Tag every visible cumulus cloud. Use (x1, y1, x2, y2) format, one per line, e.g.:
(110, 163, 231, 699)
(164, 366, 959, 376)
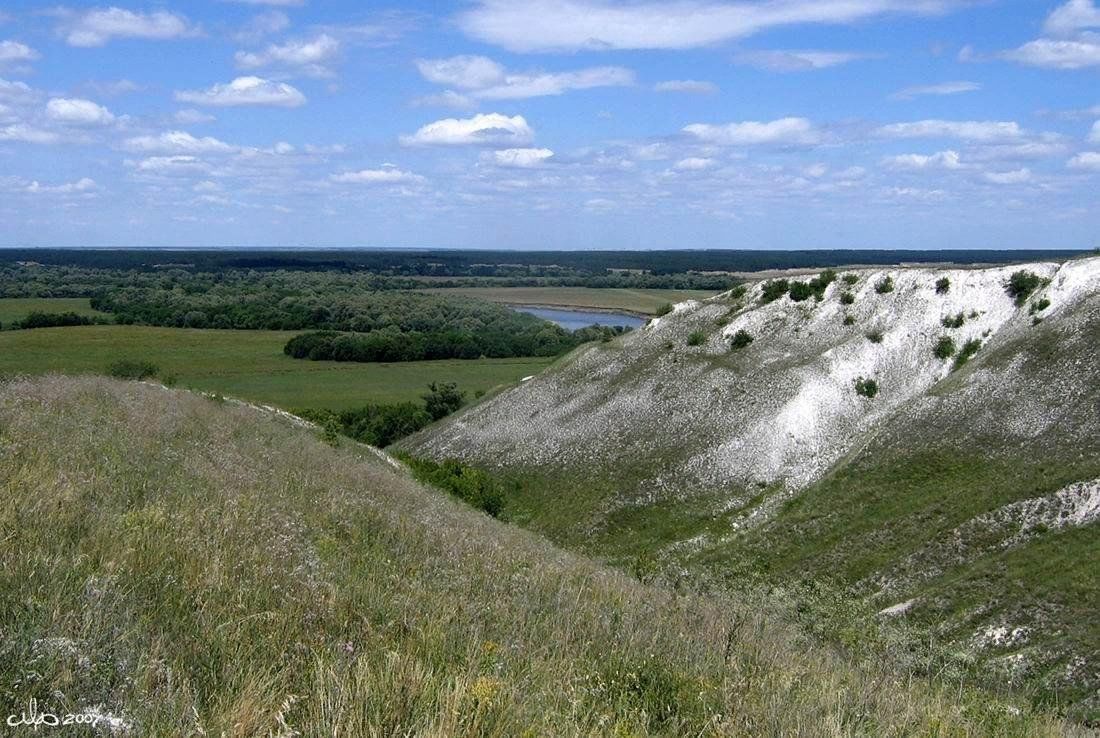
(0, 40, 39, 65)
(60, 7, 198, 47)
(330, 166, 425, 184)
(235, 34, 341, 77)
(128, 155, 210, 173)
(123, 130, 236, 154)
(983, 168, 1031, 184)
(46, 97, 115, 126)
(882, 150, 963, 170)
(415, 55, 633, 101)
(1004, 1, 1100, 69)
(654, 79, 717, 94)
(683, 117, 819, 146)
(673, 157, 717, 170)
(484, 147, 555, 168)
(401, 113, 534, 146)
(457, 0, 971, 52)
(877, 120, 1024, 142)
(175, 77, 306, 107)
(0, 123, 59, 144)
(25, 177, 97, 194)
(890, 81, 980, 100)
(1068, 151, 1100, 169)
(733, 49, 871, 71)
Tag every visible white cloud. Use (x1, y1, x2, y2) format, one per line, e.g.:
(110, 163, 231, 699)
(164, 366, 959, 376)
(890, 81, 980, 100)
(416, 55, 633, 100)
(458, 0, 970, 52)
(234, 11, 290, 43)
(123, 130, 236, 154)
(0, 123, 59, 144)
(0, 78, 36, 104)
(235, 34, 341, 77)
(25, 177, 97, 194)
(175, 77, 306, 107)
(174, 109, 216, 125)
(1005, 1, 1100, 69)
(983, 168, 1031, 184)
(61, 8, 197, 47)
(882, 150, 963, 170)
(401, 113, 534, 146)
(484, 147, 555, 168)
(683, 117, 819, 146)
(46, 97, 115, 126)
(330, 167, 425, 184)
(129, 155, 210, 173)
(1044, 0, 1100, 36)
(654, 79, 717, 94)
(733, 49, 871, 71)
(1091, 121, 1100, 142)
(1004, 38, 1100, 69)
(1068, 151, 1100, 169)
(674, 157, 717, 170)
(0, 40, 39, 64)
(877, 120, 1024, 142)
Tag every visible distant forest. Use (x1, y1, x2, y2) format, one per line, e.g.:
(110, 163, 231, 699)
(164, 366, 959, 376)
(1, 247, 1088, 279)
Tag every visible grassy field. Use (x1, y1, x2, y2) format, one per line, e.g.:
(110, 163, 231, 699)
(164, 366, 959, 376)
(0, 375, 1074, 736)
(0, 325, 552, 410)
(0, 297, 108, 327)
(416, 287, 718, 314)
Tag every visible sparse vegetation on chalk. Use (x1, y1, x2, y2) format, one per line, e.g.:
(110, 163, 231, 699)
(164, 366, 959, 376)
(1030, 298, 1051, 315)
(875, 276, 895, 294)
(760, 279, 791, 304)
(954, 338, 982, 370)
(840, 291, 855, 305)
(935, 277, 951, 294)
(933, 336, 957, 360)
(942, 312, 966, 329)
(842, 274, 860, 286)
(866, 329, 884, 344)
(730, 330, 754, 350)
(854, 376, 879, 398)
(686, 330, 706, 346)
(1006, 270, 1043, 307)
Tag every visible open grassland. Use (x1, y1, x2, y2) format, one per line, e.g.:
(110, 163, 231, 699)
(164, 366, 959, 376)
(0, 325, 552, 410)
(0, 376, 1079, 737)
(415, 287, 717, 314)
(0, 297, 107, 327)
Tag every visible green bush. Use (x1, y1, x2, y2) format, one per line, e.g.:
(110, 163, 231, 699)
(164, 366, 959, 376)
(106, 359, 158, 381)
(760, 279, 790, 304)
(933, 336, 957, 360)
(730, 330, 754, 350)
(727, 285, 748, 300)
(842, 315, 856, 326)
(839, 291, 855, 305)
(854, 377, 879, 398)
(842, 273, 860, 286)
(875, 276, 895, 294)
(422, 381, 465, 421)
(686, 330, 706, 346)
(1005, 270, 1042, 307)
(399, 455, 508, 518)
(1029, 297, 1051, 315)
(865, 329, 884, 344)
(935, 277, 951, 294)
(655, 303, 674, 317)
(941, 313, 965, 329)
(953, 339, 982, 370)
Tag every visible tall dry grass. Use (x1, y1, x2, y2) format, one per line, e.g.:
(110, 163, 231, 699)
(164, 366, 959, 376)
(0, 376, 1081, 736)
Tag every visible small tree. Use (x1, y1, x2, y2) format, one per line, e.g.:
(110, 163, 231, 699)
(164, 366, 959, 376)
(730, 330, 754, 350)
(422, 382, 465, 421)
(760, 279, 790, 304)
(933, 336, 956, 360)
(854, 377, 879, 398)
(1005, 270, 1042, 307)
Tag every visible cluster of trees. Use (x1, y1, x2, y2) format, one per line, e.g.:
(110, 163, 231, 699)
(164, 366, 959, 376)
(397, 454, 509, 518)
(297, 382, 467, 449)
(12, 311, 105, 330)
(284, 322, 626, 363)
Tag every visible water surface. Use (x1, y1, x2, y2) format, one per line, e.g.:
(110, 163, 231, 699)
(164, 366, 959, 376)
(512, 306, 646, 331)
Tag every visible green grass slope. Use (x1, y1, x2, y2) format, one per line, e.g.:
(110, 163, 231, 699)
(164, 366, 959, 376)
(0, 376, 1076, 736)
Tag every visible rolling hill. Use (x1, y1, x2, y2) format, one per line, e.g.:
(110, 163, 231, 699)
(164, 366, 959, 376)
(2, 376, 1080, 735)
(401, 257, 1100, 720)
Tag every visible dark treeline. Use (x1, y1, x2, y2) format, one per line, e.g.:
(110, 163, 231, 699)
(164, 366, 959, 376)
(284, 324, 626, 363)
(12, 311, 109, 330)
(3, 248, 1087, 278)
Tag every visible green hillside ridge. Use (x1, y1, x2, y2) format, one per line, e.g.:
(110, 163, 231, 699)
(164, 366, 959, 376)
(400, 258, 1100, 721)
(0, 376, 1080, 736)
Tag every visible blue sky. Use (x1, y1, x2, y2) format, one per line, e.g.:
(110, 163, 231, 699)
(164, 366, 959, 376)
(1, 0, 1099, 250)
